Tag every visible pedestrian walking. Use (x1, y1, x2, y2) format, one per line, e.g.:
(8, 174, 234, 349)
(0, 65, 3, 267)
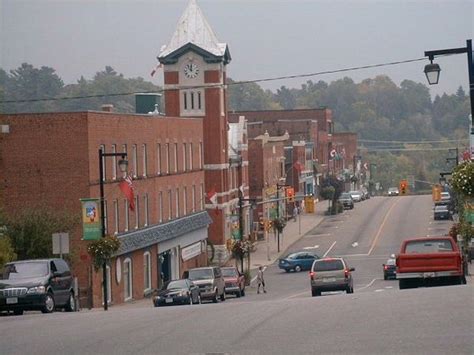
(257, 266, 266, 293)
(293, 205, 298, 222)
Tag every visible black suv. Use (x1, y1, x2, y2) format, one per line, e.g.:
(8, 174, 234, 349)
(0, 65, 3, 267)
(0, 259, 75, 315)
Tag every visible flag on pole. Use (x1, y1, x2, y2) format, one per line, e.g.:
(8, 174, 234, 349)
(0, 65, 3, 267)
(206, 187, 218, 205)
(150, 63, 163, 77)
(293, 161, 304, 172)
(119, 175, 135, 211)
(330, 149, 337, 159)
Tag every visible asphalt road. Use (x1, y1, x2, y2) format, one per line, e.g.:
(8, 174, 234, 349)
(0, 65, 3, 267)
(1, 196, 472, 354)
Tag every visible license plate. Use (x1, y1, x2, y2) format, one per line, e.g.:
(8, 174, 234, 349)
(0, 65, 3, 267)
(165, 298, 173, 303)
(6, 297, 18, 304)
(323, 277, 336, 283)
(423, 272, 435, 278)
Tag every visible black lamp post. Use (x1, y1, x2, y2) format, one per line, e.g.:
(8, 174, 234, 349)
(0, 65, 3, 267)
(424, 39, 474, 135)
(99, 148, 128, 311)
(237, 191, 256, 273)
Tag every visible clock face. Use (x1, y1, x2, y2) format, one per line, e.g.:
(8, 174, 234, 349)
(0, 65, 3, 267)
(184, 63, 199, 79)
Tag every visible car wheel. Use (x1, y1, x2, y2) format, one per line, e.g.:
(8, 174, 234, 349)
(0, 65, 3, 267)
(41, 292, 55, 313)
(236, 290, 241, 298)
(220, 290, 226, 301)
(346, 286, 354, 294)
(294, 265, 302, 272)
(65, 292, 75, 312)
(13, 309, 24, 316)
(285, 269, 290, 273)
(399, 279, 412, 290)
(311, 288, 320, 297)
(384, 275, 388, 281)
(241, 288, 245, 297)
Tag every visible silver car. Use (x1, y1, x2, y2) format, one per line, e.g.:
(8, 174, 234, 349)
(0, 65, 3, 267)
(349, 191, 362, 202)
(310, 257, 355, 296)
(187, 267, 226, 303)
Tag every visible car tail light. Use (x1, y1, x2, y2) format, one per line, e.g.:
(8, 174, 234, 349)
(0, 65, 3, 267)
(344, 269, 350, 279)
(384, 265, 388, 270)
(310, 271, 315, 280)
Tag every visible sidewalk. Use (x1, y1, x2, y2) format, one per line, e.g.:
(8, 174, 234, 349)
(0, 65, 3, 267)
(248, 209, 325, 270)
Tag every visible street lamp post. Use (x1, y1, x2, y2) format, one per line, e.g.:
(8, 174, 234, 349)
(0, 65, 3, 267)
(424, 39, 474, 135)
(237, 191, 256, 273)
(99, 148, 128, 311)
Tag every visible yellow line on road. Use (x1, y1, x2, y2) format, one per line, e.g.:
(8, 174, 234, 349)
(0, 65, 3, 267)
(367, 198, 401, 255)
(285, 289, 309, 299)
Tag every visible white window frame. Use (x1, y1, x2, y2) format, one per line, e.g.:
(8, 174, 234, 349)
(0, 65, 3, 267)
(199, 142, 203, 169)
(174, 143, 178, 173)
(103, 200, 108, 235)
(166, 143, 170, 174)
(200, 184, 205, 210)
(159, 191, 163, 223)
(143, 252, 152, 293)
(157, 143, 161, 175)
(122, 144, 127, 178)
(189, 143, 193, 170)
(168, 190, 172, 220)
(124, 199, 129, 232)
(144, 194, 149, 227)
(183, 143, 187, 172)
(100, 144, 106, 181)
(114, 199, 119, 235)
(192, 185, 196, 213)
(142, 144, 147, 177)
(176, 188, 180, 218)
(123, 258, 133, 301)
(132, 144, 138, 178)
(111, 144, 117, 180)
(135, 195, 139, 229)
(183, 187, 187, 215)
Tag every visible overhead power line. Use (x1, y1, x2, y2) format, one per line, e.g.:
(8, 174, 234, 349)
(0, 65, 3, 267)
(0, 56, 439, 104)
(363, 147, 459, 152)
(359, 138, 468, 144)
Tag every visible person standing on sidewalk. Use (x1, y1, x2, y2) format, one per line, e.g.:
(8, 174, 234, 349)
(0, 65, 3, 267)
(257, 266, 266, 294)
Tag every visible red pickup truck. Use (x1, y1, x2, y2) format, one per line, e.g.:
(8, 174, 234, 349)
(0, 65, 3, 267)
(396, 236, 466, 289)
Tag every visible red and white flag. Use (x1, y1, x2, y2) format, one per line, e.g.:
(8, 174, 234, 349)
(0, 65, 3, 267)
(119, 175, 135, 211)
(206, 187, 218, 205)
(150, 63, 163, 77)
(293, 161, 304, 172)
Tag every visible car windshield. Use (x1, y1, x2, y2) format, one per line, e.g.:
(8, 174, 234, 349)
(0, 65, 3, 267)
(222, 268, 238, 277)
(187, 269, 213, 280)
(405, 240, 454, 253)
(388, 188, 398, 192)
(286, 253, 302, 260)
(165, 280, 188, 290)
(1, 262, 48, 280)
(386, 259, 396, 266)
(340, 193, 351, 199)
(349, 191, 359, 195)
(312, 259, 344, 271)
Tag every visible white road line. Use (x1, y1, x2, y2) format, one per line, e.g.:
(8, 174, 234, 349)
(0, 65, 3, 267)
(356, 278, 378, 291)
(250, 266, 267, 284)
(385, 286, 393, 289)
(375, 289, 384, 292)
(323, 241, 337, 257)
(304, 233, 331, 238)
(285, 289, 309, 299)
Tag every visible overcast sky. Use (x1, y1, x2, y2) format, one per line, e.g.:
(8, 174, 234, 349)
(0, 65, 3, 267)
(1, 0, 472, 97)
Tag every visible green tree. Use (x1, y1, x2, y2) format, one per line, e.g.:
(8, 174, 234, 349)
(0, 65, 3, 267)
(227, 77, 276, 111)
(5, 209, 78, 261)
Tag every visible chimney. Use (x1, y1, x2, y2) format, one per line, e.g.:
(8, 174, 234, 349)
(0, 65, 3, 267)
(101, 104, 114, 112)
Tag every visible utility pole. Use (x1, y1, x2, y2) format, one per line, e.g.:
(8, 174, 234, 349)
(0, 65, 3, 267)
(238, 190, 244, 274)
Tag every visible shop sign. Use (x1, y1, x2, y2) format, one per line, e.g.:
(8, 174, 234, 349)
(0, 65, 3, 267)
(182, 242, 202, 261)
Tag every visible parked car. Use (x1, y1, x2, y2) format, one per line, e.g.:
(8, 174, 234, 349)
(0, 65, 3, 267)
(186, 267, 226, 303)
(361, 188, 370, 200)
(0, 259, 75, 315)
(434, 205, 451, 220)
(440, 191, 451, 202)
(279, 252, 320, 272)
(349, 191, 363, 202)
(221, 267, 245, 298)
(310, 257, 355, 296)
(383, 257, 397, 280)
(388, 187, 399, 196)
(338, 192, 354, 210)
(153, 279, 200, 307)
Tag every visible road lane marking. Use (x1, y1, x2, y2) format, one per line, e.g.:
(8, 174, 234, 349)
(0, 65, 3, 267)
(367, 198, 401, 255)
(303, 245, 319, 250)
(375, 289, 384, 292)
(304, 233, 331, 238)
(285, 289, 309, 299)
(323, 241, 337, 257)
(351, 242, 359, 248)
(356, 278, 378, 291)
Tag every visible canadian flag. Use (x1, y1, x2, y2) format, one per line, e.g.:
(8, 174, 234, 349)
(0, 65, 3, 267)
(150, 63, 163, 77)
(119, 175, 135, 211)
(206, 187, 218, 205)
(330, 149, 337, 159)
(293, 161, 304, 172)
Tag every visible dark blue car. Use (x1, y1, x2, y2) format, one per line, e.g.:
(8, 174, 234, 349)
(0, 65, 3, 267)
(278, 252, 320, 272)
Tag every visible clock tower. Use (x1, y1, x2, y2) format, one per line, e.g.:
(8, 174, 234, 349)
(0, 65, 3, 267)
(158, 0, 236, 258)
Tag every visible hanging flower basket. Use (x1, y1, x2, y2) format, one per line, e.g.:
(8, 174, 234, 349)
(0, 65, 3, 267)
(451, 161, 473, 197)
(87, 235, 121, 271)
(272, 218, 286, 233)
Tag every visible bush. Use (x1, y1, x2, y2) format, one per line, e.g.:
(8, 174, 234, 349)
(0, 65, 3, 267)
(320, 186, 335, 200)
(0, 236, 16, 268)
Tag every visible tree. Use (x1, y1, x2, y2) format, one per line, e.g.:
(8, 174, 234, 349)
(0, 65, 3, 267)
(227, 77, 276, 111)
(275, 86, 296, 109)
(5, 209, 78, 261)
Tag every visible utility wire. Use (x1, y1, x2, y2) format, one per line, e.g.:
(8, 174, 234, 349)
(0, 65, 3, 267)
(362, 147, 459, 152)
(359, 138, 468, 144)
(0, 56, 434, 104)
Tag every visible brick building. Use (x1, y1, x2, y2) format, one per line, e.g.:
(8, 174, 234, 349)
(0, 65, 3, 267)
(0, 111, 210, 307)
(157, 0, 249, 260)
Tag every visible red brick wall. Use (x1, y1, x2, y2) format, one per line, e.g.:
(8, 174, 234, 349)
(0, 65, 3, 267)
(164, 71, 179, 85)
(204, 70, 220, 83)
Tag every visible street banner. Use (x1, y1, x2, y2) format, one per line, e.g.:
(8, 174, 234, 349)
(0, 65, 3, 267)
(230, 214, 241, 240)
(80, 198, 102, 240)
